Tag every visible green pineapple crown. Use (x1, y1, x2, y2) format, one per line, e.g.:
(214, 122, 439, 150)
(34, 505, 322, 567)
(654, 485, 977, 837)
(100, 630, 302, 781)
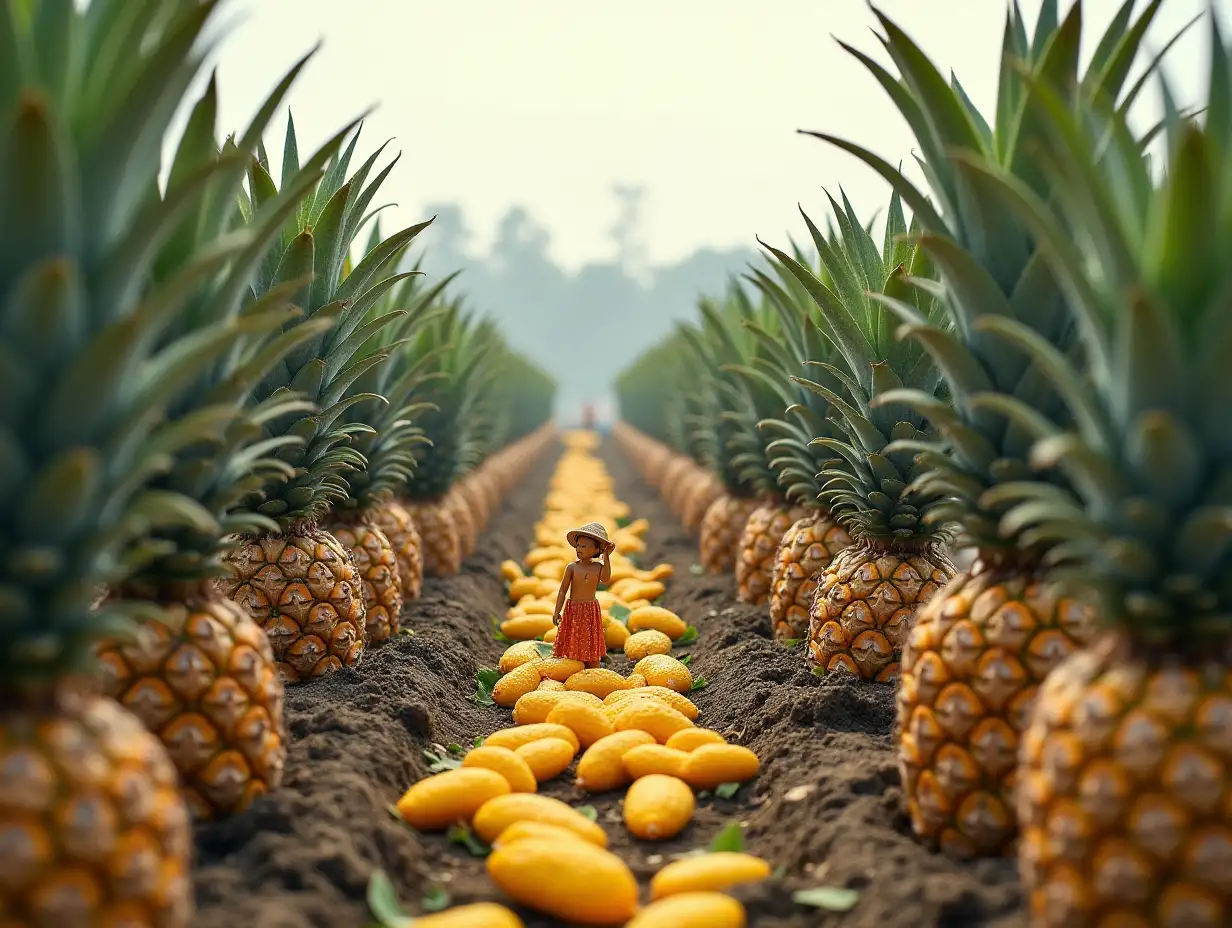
(234, 119, 435, 529)
(614, 332, 706, 463)
(0, 0, 320, 681)
(802, 0, 1175, 556)
(762, 189, 954, 546)
(970, 16, 1232, 645)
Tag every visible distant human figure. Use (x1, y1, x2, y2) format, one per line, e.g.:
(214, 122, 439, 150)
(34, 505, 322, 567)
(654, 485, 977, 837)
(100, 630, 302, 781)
(581, 403, 596, 429)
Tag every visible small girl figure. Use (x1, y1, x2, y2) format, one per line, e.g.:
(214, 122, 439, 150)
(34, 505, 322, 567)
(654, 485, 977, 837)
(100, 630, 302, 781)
(552, 522, 615, 668)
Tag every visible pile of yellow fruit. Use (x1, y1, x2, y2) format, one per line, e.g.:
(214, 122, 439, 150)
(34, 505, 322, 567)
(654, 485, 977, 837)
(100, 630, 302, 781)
(391, 432, 767, 926)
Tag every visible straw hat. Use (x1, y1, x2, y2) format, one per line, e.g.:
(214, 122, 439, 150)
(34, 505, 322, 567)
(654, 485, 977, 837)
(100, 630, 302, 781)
(567, 521, 615, 552)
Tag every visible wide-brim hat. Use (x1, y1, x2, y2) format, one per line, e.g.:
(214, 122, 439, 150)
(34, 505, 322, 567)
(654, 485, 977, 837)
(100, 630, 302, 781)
(567, 521, 615, 552)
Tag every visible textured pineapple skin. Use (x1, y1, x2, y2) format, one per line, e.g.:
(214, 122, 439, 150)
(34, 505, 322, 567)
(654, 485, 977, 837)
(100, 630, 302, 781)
(375, 501, 424, 602)
(0, 692, 194, 925)
(808, 540, 956, 682)
(682, 474, 724, 534)
(330, 519, 404, 643)
(458, 477, 490, 532)
(98, 599, 288, 821)
(769, 512, 852, 640)
(1019, 632, 1232, 927)
(445, 490, 478, 558)
(736, 501, 809, 605)
(660, 456, 696, 515)
(408, 502, 461, 576)
(699, 495, 758, 574)
(897, 566, 1096, 858)
(219, 530, 367, 683)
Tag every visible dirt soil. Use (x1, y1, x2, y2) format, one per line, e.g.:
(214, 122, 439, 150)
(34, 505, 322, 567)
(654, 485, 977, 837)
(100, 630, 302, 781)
(192, 437, 1027, 928)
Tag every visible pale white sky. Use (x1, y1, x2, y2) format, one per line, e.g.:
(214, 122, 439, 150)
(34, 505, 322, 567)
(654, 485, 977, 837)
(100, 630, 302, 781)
(198, 0, 1220, 270)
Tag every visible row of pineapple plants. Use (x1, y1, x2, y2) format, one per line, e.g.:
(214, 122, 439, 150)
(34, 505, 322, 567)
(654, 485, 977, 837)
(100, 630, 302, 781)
(618, 2, 1230, 924)
(0, 2, 556, 924)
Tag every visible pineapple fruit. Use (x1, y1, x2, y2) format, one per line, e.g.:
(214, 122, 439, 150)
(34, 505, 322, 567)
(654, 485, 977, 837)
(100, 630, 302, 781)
(815, 2, 1165, 856)
(218, 121, 435, 682)
(766, 191, 957, 682)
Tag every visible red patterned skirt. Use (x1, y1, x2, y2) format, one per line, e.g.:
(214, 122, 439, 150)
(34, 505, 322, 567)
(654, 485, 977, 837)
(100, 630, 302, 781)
(553, 599, 606, 663)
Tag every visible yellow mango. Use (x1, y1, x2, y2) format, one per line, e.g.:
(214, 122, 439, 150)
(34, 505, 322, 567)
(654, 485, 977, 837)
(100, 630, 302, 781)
(532, 559, 566, 580)
(463, 746, 537, 793)
(622, 580, 666, 602)
(514, 738, 576, 782)
(632, 654, 693, 693)
(545, 700, 614, 749)
(665, 728, 725, 752)
(415, 902, 527, 928)
(500, 615, 555, 641)
(576, 730, 656, 792)
(499, 641, 543, 673)
(535, 579, 559, 597)
(614, 699, 693, 743)
(682, 744, 760, 790)
(542, 626, 557, 643)
(626, 893, 746, 928)
(623, 629, 673, 661)
(500, 560, 524, 582)
(537, 657, 584, 682)
(594, 591, 622, 608)
(622, 743, 689, 780)
(564, 667, 632, 699)
(486, 838, 638, 926)
(649, 852, 772, 899)
(628, 606, 687, 640)
(623, 774, 694, 840)
(537, 679, 565, 691)
(606, 685, 699, 721)
(485, 723, 580, 753)
(396, 768, 511, 831)
(525, 546, 571, 567)
(626, 672, 647, 688)
(492, 820, 595, 849)
(473, 793, 607, 846)
(643, 563, 674, 582)
(508, 576, 540, 601)
(518, 600, 555, 616)
(605, 564, 638, 584)
(492, 662, 542, 707)
(603, 618, 630, 649)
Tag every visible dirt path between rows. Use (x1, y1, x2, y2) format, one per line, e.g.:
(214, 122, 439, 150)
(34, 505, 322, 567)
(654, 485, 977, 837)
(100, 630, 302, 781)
(192, 435, 1027, 928)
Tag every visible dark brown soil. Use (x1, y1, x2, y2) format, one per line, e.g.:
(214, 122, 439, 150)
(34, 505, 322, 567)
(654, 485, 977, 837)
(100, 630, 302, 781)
(192, 437, 1027, 927)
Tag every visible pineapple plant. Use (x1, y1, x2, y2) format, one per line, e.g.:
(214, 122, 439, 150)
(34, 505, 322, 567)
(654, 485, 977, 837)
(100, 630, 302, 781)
(96, 60, 359, 820)
(765, 190, 957, 682)
(812, 0, 1164, 855)
(0, 0, 305, 917)
(403, 302, 499, 575)
(958, 21, 1232, 923)
(746, 259, 853, 638)
(217, 121, 434, 682)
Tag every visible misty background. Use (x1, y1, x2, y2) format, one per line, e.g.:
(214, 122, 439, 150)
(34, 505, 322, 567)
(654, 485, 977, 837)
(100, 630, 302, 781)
(195, 0, 1224, 421)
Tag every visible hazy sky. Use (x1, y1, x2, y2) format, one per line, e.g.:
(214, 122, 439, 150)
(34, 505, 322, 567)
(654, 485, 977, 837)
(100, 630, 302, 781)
(199, 1, 1220, 270)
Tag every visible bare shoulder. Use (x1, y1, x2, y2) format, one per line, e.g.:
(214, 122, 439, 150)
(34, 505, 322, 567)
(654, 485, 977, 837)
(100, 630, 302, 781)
(563, 561, 577, 573)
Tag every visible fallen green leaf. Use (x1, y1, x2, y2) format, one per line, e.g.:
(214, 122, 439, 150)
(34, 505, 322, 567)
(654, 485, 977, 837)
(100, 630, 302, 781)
(811, 666, 826, 677)
(709, 821, 744, 853)
(423, 745, 462, 773)
(609, 603, 631, 625)
(422, 885, 450, 913)
(492, 630, 513, 643)
(474, 735, 485, 748)
(473, 668, 501, 706)
(714, 782, 741, 799)
(446, 823, 491, 857)
(678, 653, 692, 666)
(689, 563, 704, 576)
(617, 516, 631, 527)
(676, 626, 699, 645)
(446, 743, 464, 755)
(398, 627, 415, 637)
(793, 887, 861, 912)
(691, 675, 709, 692)
(772, 865, 787, 880)
(781, 637, 801, 649)
(366, 870, 413, 928)
(575, 804, 598, 821)
(532, 641, 555, 658)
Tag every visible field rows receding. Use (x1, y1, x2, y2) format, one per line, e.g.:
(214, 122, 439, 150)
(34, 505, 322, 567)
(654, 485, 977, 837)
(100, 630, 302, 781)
(192, 435, 1025, 928)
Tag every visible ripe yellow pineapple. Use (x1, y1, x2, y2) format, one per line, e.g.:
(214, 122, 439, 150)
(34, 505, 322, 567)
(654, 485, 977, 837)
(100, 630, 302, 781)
(409, 501, 463, 575)
(700, 495, 758, 574)
(770, 511, 851, 640)
(375, 500, 425, 601)
(736, 499, 808, 604)
(681, 471, 724, 534)
(446, 487, 479, 557)
(330, 519, 403, 643)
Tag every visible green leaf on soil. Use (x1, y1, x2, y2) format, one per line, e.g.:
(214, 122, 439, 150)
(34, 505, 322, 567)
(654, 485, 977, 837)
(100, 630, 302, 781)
(793, 887, 861, 912)
(676, 626, 699, 645)
(532, 641, 555, 658)
(422, 886, 451, 912)
(678, 653, 692, 666)
(714, 782, 741, 799)
(811, 666, 826, 677)
(609, 603, 631, 625)
(474, 735, 485, 748)
(772, 865, 787, 880)
(697, 790, 711, 799)
(385, 803, 404, 823)
(709, 822, 745, 853)
(575, 804, 598, 821)
(446, 823, 491, 857)
(691, 675, 709, 692)
(689, 563, 704, 575)
(473, 668, 501, 706)
(398, 627, 415, 637)
(489, 615, 512, 643)
(781, 637, 801, 649)
(366, 870, 413, 927)
(423, 744, 463, 773)
(652, 597, 665, 606)
(446, 743, 464, 755)
(617, 516, 631, 527)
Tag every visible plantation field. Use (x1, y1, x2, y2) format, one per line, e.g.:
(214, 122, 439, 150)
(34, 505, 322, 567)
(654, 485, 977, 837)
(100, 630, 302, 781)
(192, 437, 1024, 927)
